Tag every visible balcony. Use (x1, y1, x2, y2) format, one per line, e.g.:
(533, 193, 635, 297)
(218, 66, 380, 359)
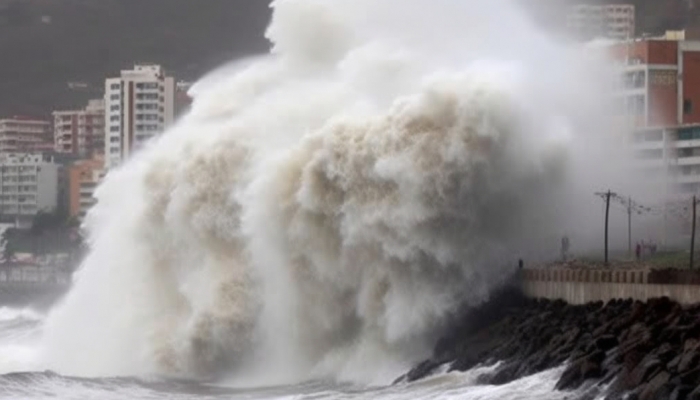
(675, 174, 700, 184)
(631, 141, 665, 151)
(676, 156, 700, 166)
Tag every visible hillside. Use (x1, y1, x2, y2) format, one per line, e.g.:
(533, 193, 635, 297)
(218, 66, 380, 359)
(0, 0, 272, 117)
(2, 0, 700, 118)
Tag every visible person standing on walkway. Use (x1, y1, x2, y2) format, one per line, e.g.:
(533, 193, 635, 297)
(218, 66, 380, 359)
(561, 235, 570, 262)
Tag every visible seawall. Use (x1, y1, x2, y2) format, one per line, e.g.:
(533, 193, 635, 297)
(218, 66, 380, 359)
(521, 268, 700, 305)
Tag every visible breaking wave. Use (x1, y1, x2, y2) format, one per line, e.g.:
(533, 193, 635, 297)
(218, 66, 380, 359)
(35, 0, 623, 386)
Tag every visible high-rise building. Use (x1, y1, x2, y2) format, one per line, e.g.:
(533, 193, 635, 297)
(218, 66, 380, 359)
(0, 116, 53, 153)
(68, 156, 104, 221)
(567, 4, 635, 41)
(0, 153, 59, 227)
(104, 64, 175, 169)
(53, 99, 105, 157)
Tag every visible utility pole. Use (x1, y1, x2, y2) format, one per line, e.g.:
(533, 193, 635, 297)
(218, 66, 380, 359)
(604, 190, 611, 266)
(691, 196, 698, 270)
(628, 196, 632, 260)
(596, 190, 614, 266)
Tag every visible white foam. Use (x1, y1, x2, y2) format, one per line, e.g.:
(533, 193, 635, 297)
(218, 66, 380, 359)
(0, 308, 43, 323)
(30, 0, 628, 387)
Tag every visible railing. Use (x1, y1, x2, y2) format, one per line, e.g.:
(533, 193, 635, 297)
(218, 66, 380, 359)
(523, 268, 700, 286)
(0, 265, 72, 287)
(523, 269, 649, 284)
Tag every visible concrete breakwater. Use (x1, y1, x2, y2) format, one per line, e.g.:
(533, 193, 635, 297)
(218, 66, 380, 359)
(522, 268, 700, 305)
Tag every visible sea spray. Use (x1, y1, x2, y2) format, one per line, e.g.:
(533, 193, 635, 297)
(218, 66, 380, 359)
(36, 0, 626, 385)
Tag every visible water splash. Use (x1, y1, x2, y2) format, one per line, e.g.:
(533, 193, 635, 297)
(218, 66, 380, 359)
(37, 0, 624, 385)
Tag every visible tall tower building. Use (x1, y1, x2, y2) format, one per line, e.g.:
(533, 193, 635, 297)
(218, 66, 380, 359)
(104, 64, 175, 169)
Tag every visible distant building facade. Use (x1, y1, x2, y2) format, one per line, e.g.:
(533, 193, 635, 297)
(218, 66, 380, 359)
(0, 116, 53, 153)
(0, 153, 59, 227)
(629, 123, 700, 194)
(53, 99, 105, 157)
(567, 4, 635, 41)
(605, 39, 700, 130)
(68, 156, 104, 221)
(175, 81, 193, 119)
(104, 64, 175, 169)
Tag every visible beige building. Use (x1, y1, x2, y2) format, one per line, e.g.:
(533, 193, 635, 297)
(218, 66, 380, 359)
(0, 117, 53, 153)
(68, 156, 104, 221)
(567, 4, 635, 41)
(53, 99, 105, 157)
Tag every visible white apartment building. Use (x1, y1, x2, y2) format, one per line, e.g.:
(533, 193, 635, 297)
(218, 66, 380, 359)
(567, 4, 635, 41)
(630, 125, 700, 195)
(0, 153, 59, 227)
(53, 99, 105, 157)
(104, 64, 175, 169)
(0, 117, 52, 153)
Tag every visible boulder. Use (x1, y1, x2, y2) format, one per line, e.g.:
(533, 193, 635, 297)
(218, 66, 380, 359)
(679, 367, 700, 386)
(405, 359, 442, 382)
(679, 351, 700, 374)
(670, 384, 694, 400)
(638, 371, 671, 400)
(596, 335, 620, 352)
(688, 385, 700, 400)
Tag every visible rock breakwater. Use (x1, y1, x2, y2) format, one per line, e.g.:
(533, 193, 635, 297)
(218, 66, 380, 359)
(400, 288, 700, 400)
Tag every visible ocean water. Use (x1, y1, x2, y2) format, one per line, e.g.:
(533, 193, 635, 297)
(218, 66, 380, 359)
(0, 308, 585, 399)
(0, 0, 627, 398)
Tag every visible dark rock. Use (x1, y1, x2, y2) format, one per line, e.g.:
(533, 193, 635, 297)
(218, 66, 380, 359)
(657, 343, 678, 364)
(679, 351, 700, 374)
(670, 384, 694, 400)
(688, 385, 700, 400)
(596, 335, 620, 352)
(402, 287, 700, 400)
(635, 358, 664, 384)
(557, 361, 583, 391)
(581, 360, 604, 381)
(670, 355, 684, 371)
(639, 371, 671, 400)
(487, 362, 520, 385)
(679, 367, 700, 386)
(556, 353, 605, 391)
(405, 359, 442, 382)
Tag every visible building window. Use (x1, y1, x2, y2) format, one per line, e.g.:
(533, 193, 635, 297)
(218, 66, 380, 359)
(626, 95, 645, 116)
(679, 148, 694, 158)
(110, 94, 120, 100)
(110, 126, 120, 132)
(136, 82, 159, 90)
(110, 147, 119, 154)
(624, 71, 645, 89)
(110, 83, 121, 90)
(136, 93, 159, 101)
(110, 115, 120, 122)
(685, 100, 693, 115)
(110, 105, 120, 111)
(677, 127, 700, 141)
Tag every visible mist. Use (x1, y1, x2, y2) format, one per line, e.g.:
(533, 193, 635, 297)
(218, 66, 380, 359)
(11, 0, 655, 387)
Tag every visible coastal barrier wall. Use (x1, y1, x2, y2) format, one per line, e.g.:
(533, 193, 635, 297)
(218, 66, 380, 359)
(521, 268, 700, 305)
